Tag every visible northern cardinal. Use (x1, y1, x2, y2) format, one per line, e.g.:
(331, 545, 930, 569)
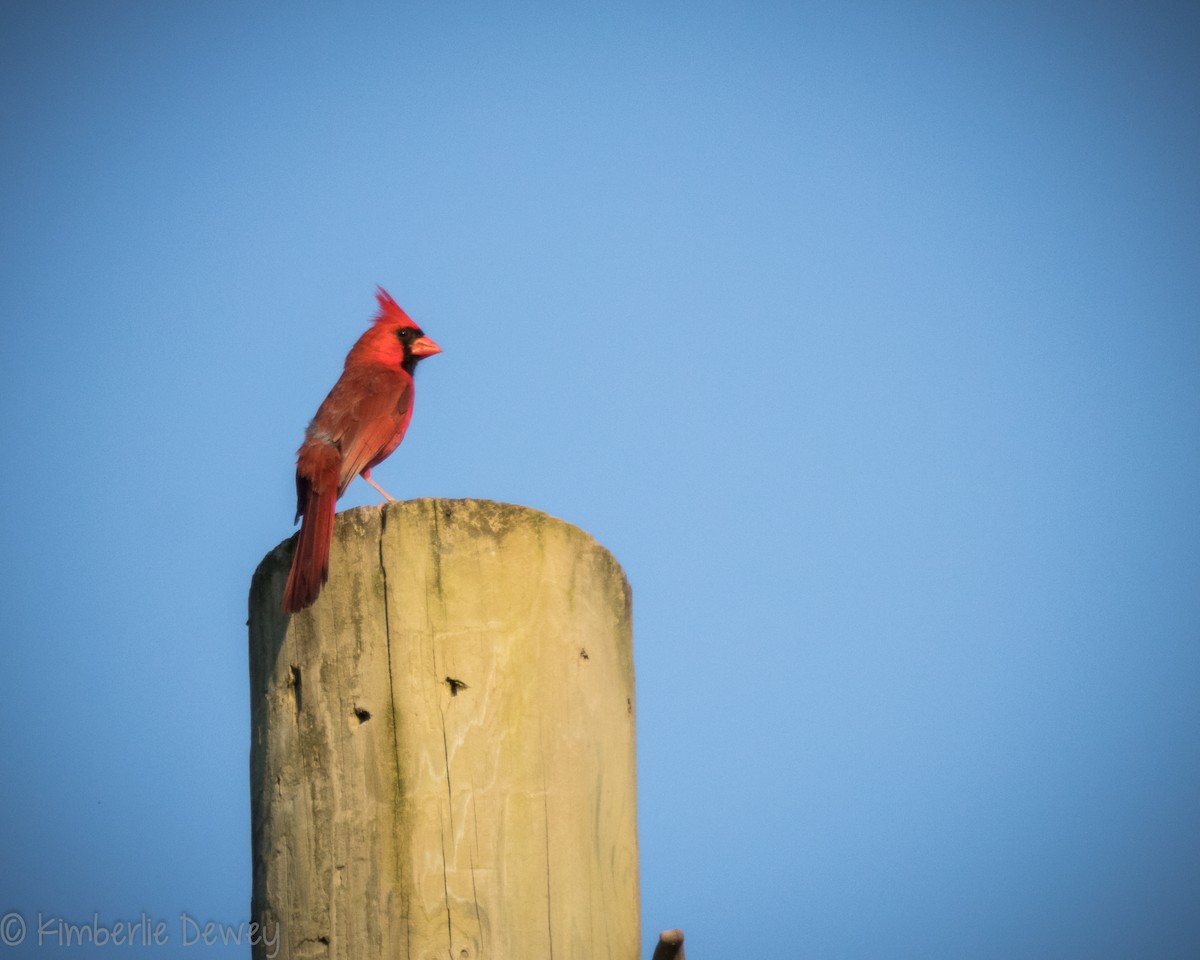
(282, 288, 442, 613)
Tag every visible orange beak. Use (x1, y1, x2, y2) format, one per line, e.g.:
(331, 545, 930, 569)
(411, 335, 442, 358)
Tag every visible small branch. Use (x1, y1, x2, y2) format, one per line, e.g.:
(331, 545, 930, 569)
(651, 928, 685, 960)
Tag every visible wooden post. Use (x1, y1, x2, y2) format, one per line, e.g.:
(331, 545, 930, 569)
(248, 499, 640, 960)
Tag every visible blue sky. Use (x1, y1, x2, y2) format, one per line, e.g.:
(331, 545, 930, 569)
(1, 1, 1198, 957)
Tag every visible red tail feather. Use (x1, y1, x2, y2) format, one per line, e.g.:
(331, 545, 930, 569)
(282, 446, 340, 613)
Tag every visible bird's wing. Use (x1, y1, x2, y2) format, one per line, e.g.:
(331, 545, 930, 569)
(308, 365, 415, 497)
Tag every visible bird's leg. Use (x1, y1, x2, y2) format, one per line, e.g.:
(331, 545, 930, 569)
(361, 469, 396, 502)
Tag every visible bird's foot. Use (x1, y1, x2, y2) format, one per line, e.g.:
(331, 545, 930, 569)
(362, 470, 396, 502)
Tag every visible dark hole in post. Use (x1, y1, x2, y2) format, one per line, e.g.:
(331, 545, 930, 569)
(290, 666, 302, 720)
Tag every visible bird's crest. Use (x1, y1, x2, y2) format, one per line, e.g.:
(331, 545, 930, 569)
(373, 286, 417, 327)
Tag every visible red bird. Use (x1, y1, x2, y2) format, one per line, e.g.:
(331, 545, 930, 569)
(282, 288, 442, 613)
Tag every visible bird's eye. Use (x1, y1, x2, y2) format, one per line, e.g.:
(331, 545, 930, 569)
(397, 328, 412, 340)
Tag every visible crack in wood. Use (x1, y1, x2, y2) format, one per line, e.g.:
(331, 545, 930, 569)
(440, 709, 455, 957)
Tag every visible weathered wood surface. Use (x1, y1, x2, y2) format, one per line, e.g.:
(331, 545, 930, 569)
(249, 498, 639, 960)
